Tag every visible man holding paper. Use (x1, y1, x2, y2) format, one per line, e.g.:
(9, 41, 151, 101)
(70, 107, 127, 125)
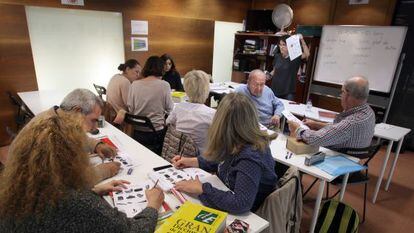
(270, 34, 310, 100)
(288, 76, 375, 150)
(236, 69, 284, 128)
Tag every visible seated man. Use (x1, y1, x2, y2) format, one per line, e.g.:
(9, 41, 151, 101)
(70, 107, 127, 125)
(235, 69, 284, 128)
(9, 88, 120, 182)
(288, 76, 375, 150)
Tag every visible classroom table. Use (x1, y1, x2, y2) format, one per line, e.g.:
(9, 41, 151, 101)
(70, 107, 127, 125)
(269, 132, 359, 233)
(17, 90, 269, 233)
(208, 84, 413, 204)
(372, 123, 411, 203)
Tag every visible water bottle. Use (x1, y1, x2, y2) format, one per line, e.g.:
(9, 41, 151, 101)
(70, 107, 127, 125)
(306, 99, 313, 112)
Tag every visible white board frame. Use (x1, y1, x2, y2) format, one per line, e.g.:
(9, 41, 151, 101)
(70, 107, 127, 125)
(313, 25, 407, 93)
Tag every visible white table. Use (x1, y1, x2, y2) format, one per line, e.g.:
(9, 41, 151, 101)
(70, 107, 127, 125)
(372, 123, 411, 203)
(269, 133, 359, 233)
(18, 90, 269, 233)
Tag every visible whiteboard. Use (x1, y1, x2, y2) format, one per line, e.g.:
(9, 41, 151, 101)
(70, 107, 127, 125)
(26, 6, 125, 92)
(313, 26, 407, 93)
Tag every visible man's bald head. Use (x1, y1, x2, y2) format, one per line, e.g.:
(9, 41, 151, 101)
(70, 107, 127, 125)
(247, 69, 266, 97)
(343, 76, 370, 101)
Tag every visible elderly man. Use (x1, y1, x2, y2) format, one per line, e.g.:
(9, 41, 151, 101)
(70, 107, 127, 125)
(289, 76, 375, 150)
(236, 69, 284, 128)
(10, 88, 120, 182)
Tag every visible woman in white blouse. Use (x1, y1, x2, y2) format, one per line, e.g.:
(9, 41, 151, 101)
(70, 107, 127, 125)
(166, 70, 215, 155)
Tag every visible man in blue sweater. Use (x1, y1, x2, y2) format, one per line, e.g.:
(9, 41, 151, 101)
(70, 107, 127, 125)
(236, 69, 285, 128)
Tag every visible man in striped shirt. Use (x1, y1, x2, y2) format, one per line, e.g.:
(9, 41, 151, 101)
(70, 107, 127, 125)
(288, 76, 375, 150)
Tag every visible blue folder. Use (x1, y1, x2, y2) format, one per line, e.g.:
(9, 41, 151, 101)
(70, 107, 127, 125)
(315, 155, 366, 177)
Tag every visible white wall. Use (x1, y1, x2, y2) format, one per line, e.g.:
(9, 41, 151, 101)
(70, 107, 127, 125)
(25, 6, 125, 92)
(212, 21, 243, 83)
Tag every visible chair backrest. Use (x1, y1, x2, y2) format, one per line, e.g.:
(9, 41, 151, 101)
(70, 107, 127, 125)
(93, 84, 107, 99)
(124, 113, 157, 133)
(255, 167, 302, 233)
(338, 137, 381, 164)
(161, 126, 198, 162)
(315, 200, 359, 233)
(6, 91, 34, 127)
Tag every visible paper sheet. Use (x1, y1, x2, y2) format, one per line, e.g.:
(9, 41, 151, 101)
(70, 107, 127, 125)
(282, 110, 309, 130)
(286, 35, 302, 60)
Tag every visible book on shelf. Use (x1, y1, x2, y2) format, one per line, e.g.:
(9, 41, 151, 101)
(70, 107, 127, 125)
(155, 202, 228, 233)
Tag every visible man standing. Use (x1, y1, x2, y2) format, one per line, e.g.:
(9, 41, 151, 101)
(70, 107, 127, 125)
(236, 69, 284, 128)
(288, 76, 375, 150)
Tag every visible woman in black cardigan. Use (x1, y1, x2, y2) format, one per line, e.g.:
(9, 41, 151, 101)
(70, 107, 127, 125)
(161, 54, 184, 91)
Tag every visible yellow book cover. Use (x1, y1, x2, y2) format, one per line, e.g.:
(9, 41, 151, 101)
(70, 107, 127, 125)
(156, 201, 228, 233)
(171, 91, 186, 98)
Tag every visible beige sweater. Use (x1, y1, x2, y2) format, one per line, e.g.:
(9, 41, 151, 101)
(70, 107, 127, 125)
(106, 74, 131, 112)
(127, 77, 174, 131)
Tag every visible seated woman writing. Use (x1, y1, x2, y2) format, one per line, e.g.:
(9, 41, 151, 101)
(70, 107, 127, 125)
(0, 111, 164, 232)
(172, 93, 278, 214)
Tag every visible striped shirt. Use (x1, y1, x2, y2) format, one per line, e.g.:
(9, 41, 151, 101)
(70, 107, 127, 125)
(297, 103, 375, 150)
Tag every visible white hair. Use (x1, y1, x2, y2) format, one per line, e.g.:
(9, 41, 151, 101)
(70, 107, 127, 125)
(60, 88, 103, 115)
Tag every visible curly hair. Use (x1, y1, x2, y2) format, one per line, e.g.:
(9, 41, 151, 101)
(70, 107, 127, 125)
(0, 111, 96, 219)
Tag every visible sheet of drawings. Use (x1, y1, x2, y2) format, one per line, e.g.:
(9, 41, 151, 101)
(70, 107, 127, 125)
(113, 181, 153, 218)
(103, 151, 135, 169)
(148, 166, 212, 191)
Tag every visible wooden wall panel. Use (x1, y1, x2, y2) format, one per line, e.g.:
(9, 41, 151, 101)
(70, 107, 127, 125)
(333, 0, 397, 25)
(123, 14, 215, 75)
(0, 3, 37, 146)
(252, 0, 397, 25)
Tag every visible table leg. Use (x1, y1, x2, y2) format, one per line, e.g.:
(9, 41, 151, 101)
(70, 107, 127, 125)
(372, 140, 393, 203)
(385, 137, 404, 191)
(339, 173, 349, 201)
(310, 179, 326, 233)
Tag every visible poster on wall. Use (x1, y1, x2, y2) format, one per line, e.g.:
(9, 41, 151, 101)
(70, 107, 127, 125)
(61, 0, 84, 6)
(131, 20, 148, 35)
(131, 37, 148, 51)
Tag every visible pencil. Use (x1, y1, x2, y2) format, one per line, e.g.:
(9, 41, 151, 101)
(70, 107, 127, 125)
(153, 179, 159, 189)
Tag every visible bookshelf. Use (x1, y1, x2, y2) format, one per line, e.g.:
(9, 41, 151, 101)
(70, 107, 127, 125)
(231, 33, 279, 83)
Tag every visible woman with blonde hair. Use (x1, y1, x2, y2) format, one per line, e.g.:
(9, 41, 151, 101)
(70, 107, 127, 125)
(0, 111, 164, 232)
(172, 93, 278, 214)
(166, 70, 216, 155)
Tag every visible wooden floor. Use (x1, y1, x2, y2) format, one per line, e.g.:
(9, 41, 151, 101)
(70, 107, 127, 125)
(300, 146, 414, 232)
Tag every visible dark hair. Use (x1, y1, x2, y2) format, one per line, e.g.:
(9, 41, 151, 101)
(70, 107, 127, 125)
(142, 56, 165, 77)
(278, 35, 290, 45)
(160, 54, 177, 73)
(118, 59, 140, 72)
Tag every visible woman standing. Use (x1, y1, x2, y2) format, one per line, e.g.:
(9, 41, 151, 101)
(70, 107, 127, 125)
(161, 54, 184, 91)
(0, 111, 164, 232)
(172, 93, 278, 214)
(270, 34, 309, 100)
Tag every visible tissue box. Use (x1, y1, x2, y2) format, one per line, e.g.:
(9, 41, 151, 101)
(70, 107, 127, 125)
(286, 137, 319, 155)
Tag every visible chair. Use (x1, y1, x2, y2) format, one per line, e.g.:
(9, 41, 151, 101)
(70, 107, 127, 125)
(93, 84, 107, 99)
(303, 138, 381, 223)
(161, 126, 198, 162)
(124, 113, 164, 155)
(255, 167, 302, 233)
(6, 91, 34, 129)
(315, 200, 359, 233)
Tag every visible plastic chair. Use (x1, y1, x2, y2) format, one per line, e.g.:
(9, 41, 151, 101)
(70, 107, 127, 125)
(6, 91, 34, 129)
(124, 113, 164, 155)
(93, 84, 107, 99)
(315, 200, 359, 233)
